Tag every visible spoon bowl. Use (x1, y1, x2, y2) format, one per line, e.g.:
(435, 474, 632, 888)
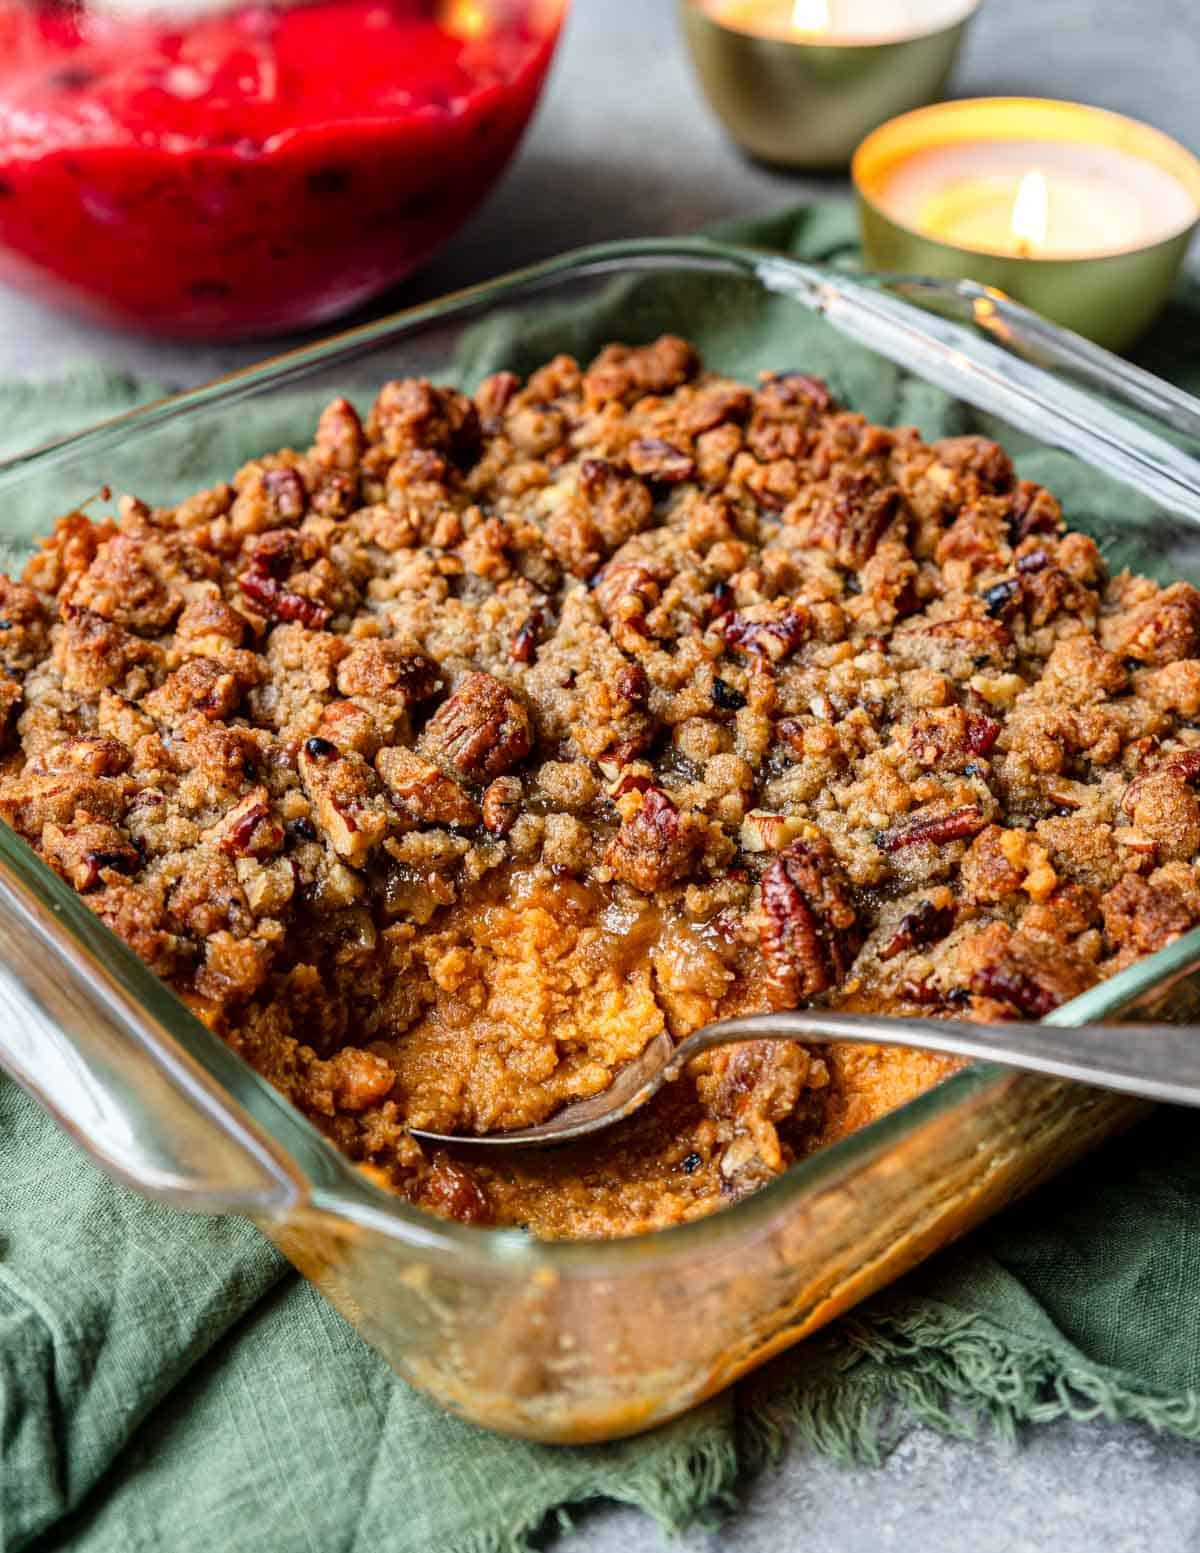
(409, 1010, 1200, 1150)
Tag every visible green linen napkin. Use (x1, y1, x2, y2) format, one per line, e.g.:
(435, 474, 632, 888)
(5, 204, 1200, 1553)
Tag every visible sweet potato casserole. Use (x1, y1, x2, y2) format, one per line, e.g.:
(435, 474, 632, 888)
(2, 337, 1199, 1239)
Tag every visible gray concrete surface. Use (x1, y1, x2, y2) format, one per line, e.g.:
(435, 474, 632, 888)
(2, 1, 1198, 1547)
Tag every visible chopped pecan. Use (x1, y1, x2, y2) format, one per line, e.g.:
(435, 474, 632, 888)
(313, 396, 366, 471)
(298, 742, 390, 866)
(336, 640, 441, 707)
(583, 336, 699, 405)
(1121, 748, 1200, 816)
(377, 746, 480, 830)
(509, 609, 544, 665)
(481, 775, 523, 837)
(263, 466, 307, 522)
(40, 735, 130, 777)
(420, 672, 532, 781)
(42, 818, 140, 893)
(1102, 871, 1199, 958)
(237, 537, 332, 631)
(759, 837, 860, 1003)
(723, 606, 809, 662)
(1116, 582, 1200, 667)
(577, 458, 654, 549)
(626, 438, 695, 484)
(799, 471, 903, 568)
(966, 714, 1001, 755)
(880, 806, 986, 852)
(309, 469, 358, 520)
(758, 371, 834, 414)
(208, 789, 285, 859)
(683, 383, 753, 435)
(1009, 479, 1062, 541)
(965, 923, 1094, 1018)
(971, 963, 1059, 1018)
(175, 593, 247, 652)
(879, 899, 955, 961)
(593, 558, 668, 650)
(903, 708, 999, 769)
(604, 786, 705, 892)
(474, 369, 520, 427)
(369, 378, 481, 466)
(614, 661, 650, 708)
(931, 436, 1014, 494)
(982, 578, 1021, 619)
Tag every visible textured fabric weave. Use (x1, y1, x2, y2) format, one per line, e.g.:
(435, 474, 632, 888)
(3, 205, 1200, 1553)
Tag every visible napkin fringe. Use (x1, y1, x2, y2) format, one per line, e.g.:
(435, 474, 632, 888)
(740, 1300, 1200, 1477)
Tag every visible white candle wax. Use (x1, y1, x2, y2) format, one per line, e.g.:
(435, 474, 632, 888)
(709, 0, 975, 43)
(879, 139, 1199, 257)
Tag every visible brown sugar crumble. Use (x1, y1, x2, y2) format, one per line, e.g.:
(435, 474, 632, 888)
(4, 337, 1200, 1239)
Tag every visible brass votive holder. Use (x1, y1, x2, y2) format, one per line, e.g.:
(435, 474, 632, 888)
(854, 98, 1200, 351)
(679, 0, 980, 171)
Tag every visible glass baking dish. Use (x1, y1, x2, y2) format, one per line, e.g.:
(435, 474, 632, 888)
(3, 238, 1200, 1444)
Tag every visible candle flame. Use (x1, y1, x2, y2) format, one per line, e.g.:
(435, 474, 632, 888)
(1010, 169, 1049, 253)
(439, 0, 490, 40)
(791, 0, 831, 32)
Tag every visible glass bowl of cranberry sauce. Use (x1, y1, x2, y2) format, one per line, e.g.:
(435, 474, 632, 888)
(0, 0, 567, 338)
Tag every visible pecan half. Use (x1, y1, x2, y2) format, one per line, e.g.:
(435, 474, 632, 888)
(880, 806, 985, 852)
(420, 672, 532, 781)
(377, 746, 480, 830)
(759, 837, 860, 1003)
(604, 785, 705, 892)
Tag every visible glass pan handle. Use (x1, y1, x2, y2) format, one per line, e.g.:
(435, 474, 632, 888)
(879, 275, 1200, 444)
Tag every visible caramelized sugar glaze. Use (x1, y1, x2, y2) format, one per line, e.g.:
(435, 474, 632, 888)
(3, 337, 1200, 1237)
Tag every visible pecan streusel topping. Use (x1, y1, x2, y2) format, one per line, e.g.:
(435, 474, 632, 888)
(3, 336, 1199, 1239)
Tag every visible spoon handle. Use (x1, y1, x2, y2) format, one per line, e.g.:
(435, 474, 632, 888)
(676, 1011, 1200, 1108)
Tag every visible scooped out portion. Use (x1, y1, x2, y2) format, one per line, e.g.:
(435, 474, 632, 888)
(2, 337, 1199, 1238)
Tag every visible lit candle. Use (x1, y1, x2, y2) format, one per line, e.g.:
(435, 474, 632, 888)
(854, 99, 1200, 348)
(679, 0, 980, 169)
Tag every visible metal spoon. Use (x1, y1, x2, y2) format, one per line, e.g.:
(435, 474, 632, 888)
(408, 1010, 1200, 1150)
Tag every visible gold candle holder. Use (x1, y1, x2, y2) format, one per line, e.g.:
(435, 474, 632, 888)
(679, 0, 980, 171)
(854, 98, 1200, 351)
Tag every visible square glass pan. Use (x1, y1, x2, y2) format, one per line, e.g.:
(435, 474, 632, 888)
(3, 238, 1200, 1444)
